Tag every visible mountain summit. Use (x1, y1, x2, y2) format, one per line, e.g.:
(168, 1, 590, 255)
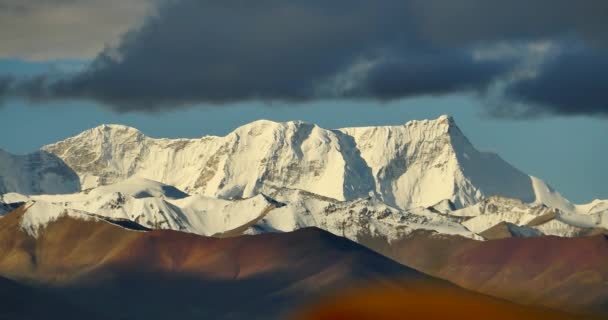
(2, 116, 574, 210)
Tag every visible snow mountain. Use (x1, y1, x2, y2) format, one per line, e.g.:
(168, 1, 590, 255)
(0, 149, 80, 195)
(1, 115, 605, 242)
(31, 115, 577, 211)
(449, 196, 608, 237)
(2, 178, 280, 237)
(3, 177, 605, 241)
(2, 178, 478, 241)
(246, 186, 479, 240)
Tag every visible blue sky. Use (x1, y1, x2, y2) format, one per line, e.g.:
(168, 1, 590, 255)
(0, 58, 606, 203)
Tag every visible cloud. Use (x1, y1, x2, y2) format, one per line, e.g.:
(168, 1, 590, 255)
(0, 76, 14, 100)
(502, 45, 608, 117)
(0, 0, 518, 111)
(345, 51, 512, 100)
(0, 0, 606, 116)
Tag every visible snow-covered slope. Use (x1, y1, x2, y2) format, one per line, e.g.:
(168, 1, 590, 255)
(168, 194, 281, 236)
(249, 187, 480, 241)
(454, 196, 554, 231)
(456, 196, 608, 238)
(86, 177, 189, 199)
(3, 177, 281, 236)
(0, 149, 80, 195)
(529, 176, 576, 213)
(4, 178, 604, 241)
(4, 178, 479, 240)
(19, 201, 98, 237)
(575, 199, 608, 215)
(35, 116, 590, 211)
(42, 122, 360, 201)
(339, 115, 539, 209)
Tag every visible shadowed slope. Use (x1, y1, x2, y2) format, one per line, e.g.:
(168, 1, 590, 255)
(0, 276, 103, 320)
(366, 230, 608, 316)
(0, 206, 418, 284)
(0, 206, 589, 319)
(0, 149, 80, 195)
(0, 205, 425, 319)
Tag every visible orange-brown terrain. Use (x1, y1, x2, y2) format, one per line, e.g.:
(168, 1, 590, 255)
(0, 206, 423, 319)
(365, 230, 608, 316)
(0, 205, 598, 319)
(293, 284, 585, 320)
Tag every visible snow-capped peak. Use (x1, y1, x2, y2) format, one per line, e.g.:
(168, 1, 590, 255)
(50, 124, 145, 147)
(1, 115, 597, 213)
(89, 124, 144, 135)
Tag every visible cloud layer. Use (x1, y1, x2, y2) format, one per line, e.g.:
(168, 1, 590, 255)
(1, 0, 607, 116)
(505, 45, 608, 117)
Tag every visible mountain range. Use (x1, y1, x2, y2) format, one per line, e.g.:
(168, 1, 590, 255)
(2, 115, 594, 211)
(1, 116, 605, 241)
(0, 115, 606, 318)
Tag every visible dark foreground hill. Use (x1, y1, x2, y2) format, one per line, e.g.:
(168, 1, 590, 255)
(0, 205, 423, 319)
(0, 206, 584, 319)
(0, 275, 105, 320)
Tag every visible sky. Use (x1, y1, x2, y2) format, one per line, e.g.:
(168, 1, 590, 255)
(0, 0, 606, 203)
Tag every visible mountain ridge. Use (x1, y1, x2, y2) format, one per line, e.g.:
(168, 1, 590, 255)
(375, 230, 608, 316)
(1, 115, 592, 212)
(0, 202, 600, 319)
(0, 205, 436, 319)
(4, 176, 605, 243)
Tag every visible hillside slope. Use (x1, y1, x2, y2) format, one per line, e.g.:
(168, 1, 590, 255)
(0, 149, 80, 195)
(368, 230, 608, 316)
(0, 205, 586, 319)
(0, 205, 427, 319)
(0, 276, 103, 320)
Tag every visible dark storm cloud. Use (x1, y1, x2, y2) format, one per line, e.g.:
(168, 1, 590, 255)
(502, 46, 608, 117)
(408, 0, 608, 45)
(0, 0, 518, 111)
(0, 77, 14, 102)
(0, 0, 607, 115)
(348, 51, 512, 100)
